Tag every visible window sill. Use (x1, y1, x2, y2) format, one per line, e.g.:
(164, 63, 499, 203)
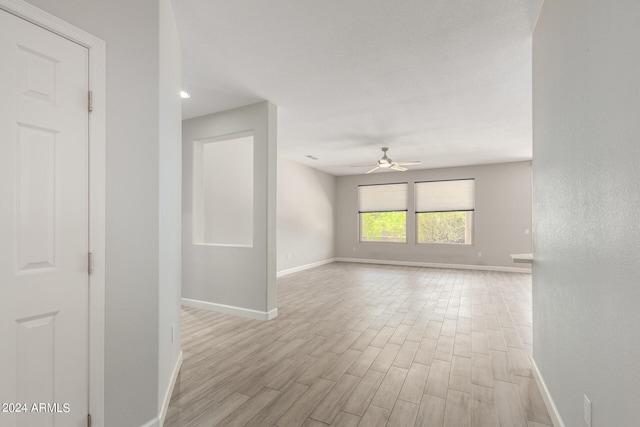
(416, 242, 473, 247)
(358, 241, 408, 245)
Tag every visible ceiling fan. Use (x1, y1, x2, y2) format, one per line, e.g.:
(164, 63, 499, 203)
(351, 147, 421, 174)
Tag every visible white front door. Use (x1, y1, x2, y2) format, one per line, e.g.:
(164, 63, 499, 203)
(0, 8, 90, 427)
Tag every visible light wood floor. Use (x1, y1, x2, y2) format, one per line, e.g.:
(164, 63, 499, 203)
(165, 262, 551, 427)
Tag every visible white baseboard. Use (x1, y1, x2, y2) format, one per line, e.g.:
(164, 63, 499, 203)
(139, 351, 183, 427)
(277, 258, 336, 277)
(140, 417, 159, 427)
(159, 350, 182, 426)
(530, 356, 565, 427)
(335, 257, 532, 273)
(181, 298, 278, 321)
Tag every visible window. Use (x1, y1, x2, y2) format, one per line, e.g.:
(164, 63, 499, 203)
(415, 179, 475, 244)
(358, 183, 407, 242)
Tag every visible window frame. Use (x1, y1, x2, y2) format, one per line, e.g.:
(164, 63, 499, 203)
(358, 211, 408, 244)
(358, 182, 408, 244)
(414, 178, 475, 246)
(415, 210, 474, 246)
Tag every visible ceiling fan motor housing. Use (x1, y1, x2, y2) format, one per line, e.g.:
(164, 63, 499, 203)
(378, 147, 392, 167)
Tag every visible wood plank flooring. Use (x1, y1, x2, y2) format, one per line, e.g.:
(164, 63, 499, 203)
(165, 262, 551, 427)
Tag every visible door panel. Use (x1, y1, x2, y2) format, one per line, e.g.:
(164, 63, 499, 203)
(0, 8, 89, 427)
(16, 124, 57, 273)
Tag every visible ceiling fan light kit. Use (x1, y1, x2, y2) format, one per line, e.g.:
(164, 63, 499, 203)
(351, 147, 421, 174)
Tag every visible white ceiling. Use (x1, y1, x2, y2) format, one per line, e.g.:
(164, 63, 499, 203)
(172, 0, 543, 176)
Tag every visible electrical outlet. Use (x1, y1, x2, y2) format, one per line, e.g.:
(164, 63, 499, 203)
(477, 252, 482, 258)
(584, 394, 591, 427)
(525, 229, 530, 235)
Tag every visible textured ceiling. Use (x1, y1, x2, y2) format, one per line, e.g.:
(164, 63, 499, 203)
(172, 0, 543, 176)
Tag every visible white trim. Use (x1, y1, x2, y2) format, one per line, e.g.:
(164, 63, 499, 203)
(0, 1, 106, 426)
(193, 242, 253, 248)
(182, 298, 278, 321)
(336, 257, 532, 273)
(159, 351, 182, 426)
(531, 356, 565, 427)
(277, 258, 336, 277)
(140, 418, 159, 427)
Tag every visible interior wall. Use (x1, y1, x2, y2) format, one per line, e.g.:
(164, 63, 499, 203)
(158, 0, 182, 420)
(21, 1, 182, 425)
(277, 158, 336, 273)
(532, 1, 640, 425)
(182, 102, 277, 317)
(335, 161, 532, 269)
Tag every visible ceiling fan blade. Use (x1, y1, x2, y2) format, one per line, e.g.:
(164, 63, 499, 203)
(366, 166, 380, 174)
(350, 163, 377, 168)
(395, 161, 421, 166)
(390, 165, 408, 172)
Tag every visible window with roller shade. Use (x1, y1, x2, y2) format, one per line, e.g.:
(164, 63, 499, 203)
(415, 179, 475, 244)
(358, 183, 407, 242)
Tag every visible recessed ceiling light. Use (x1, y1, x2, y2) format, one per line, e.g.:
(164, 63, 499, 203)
(180, 90, 191, 99)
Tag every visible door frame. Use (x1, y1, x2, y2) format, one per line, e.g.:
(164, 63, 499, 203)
(0, 0, 106, 425)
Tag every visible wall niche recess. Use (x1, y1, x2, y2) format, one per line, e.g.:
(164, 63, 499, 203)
(192, 132, 254, 247)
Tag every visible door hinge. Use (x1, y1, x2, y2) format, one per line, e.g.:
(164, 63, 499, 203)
(87, 413, 92, 427)
(88, 252, 94, 275)
(88, 90, 93, 112)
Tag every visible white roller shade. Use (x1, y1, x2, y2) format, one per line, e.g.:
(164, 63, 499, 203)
(358, 183, 408, 212)
(415, 179, 475, 212)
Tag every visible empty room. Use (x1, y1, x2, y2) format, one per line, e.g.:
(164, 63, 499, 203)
(0, 1, 638, 427)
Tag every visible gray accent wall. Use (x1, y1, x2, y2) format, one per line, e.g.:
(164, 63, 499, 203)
(277, 159, 336, 273)
(182, 102, 277, 315)
(335, 161, 532, 269)
(533, 1, 640, 425)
